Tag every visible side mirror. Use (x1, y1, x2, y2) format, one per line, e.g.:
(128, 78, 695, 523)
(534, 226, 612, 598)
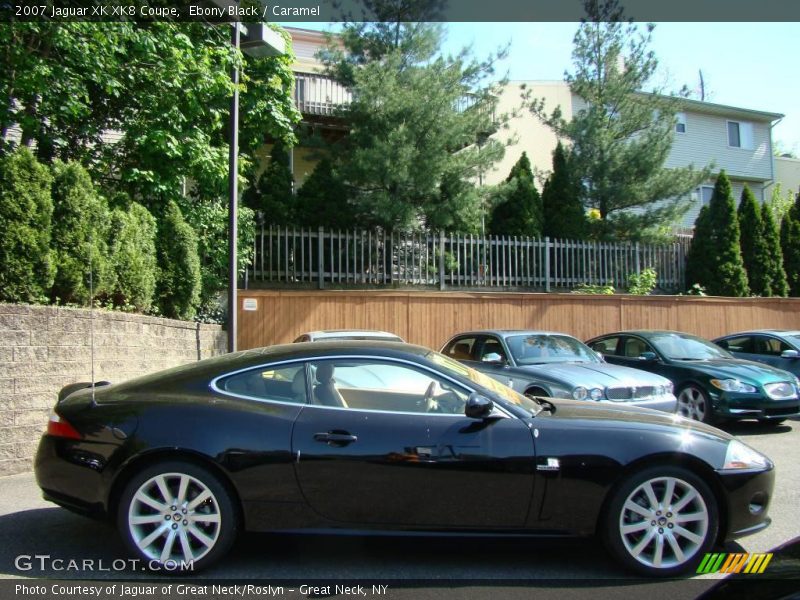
(481, 352, 505, 364)
(781, 349, 800, 359)
(593, 350, 606, 362)
(639, 351, 658, 362)
(465, 393, 494, 419)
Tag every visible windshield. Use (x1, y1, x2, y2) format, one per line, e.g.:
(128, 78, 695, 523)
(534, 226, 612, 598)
(506, 334, 600, 365)
(649, 333, 733, 360)
(426, 351, 542, 416)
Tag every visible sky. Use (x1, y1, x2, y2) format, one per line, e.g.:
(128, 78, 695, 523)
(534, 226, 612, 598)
(281, 21, 800, 154)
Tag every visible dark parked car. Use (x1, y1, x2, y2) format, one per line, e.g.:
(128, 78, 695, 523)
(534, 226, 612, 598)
(586, 330, 800, 425)
(713, 330, 800, 377)
(36, 341, 774, 577)
(441, 330, 677, 413)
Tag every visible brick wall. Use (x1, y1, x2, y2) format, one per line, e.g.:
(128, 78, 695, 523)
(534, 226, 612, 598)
(0, 303, 227, 476)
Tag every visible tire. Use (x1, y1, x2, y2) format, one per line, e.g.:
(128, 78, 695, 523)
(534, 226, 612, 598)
(677, 384, 715, 424)
(117, 461, 238, 573)
(602, 466, 719, 577)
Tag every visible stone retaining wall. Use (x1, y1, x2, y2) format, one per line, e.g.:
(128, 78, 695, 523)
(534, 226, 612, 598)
(0, 304, 227, 476)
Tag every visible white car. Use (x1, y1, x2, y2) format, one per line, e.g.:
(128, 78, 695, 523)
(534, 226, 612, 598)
(293, 330, 405, 343)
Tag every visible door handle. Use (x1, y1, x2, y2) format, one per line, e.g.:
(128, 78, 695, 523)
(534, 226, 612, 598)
(314, 431, 358, 446)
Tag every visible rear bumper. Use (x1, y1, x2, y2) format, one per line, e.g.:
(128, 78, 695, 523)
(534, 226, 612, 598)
(717, 466, 775, 542)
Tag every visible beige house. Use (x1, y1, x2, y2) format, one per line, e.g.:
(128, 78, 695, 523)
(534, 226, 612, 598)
(771, 155, 800, 199)
(488, 81, 784, 227)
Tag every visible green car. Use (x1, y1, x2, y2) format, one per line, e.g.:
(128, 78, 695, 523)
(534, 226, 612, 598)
(586, 330, 800, 425)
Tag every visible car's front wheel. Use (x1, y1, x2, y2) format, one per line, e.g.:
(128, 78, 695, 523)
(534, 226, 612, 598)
(117, 461, 238, 573)
(603, 466, 719, 577)
(677, 384, 714, 423)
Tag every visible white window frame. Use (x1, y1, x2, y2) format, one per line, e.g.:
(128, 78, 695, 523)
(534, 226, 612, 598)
(697, 185, 714, 206)
(675, 112, 687, 134)
(727, 120, 754, 150)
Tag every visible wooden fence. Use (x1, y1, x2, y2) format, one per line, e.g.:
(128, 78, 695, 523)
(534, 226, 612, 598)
(247, 226, 690, 293)
(236, 290, 800, 352)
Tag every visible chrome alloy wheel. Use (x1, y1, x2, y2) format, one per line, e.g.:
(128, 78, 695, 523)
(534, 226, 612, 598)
(677, 386, 707, 421)
(128, 472, 221, 564)
(619, 476, 709, 570)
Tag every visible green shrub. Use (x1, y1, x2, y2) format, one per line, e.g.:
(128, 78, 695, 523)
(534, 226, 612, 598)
(295, 158, 356, 230)
(781, 191, 800, 296)
(627, 268, 657, 295)
(108, 200, 158, 311)
(0, 148, 55, 303)
(761, 202, 788, 297)
(242, 142, 295, 225)
(50, 160, 112, 305)
(737, 186, 772, 296)
(572, 282, 615, 295)
(542, 142, 587, 240)
(156, 201, 201, 319)
(489, 153, 542, 237)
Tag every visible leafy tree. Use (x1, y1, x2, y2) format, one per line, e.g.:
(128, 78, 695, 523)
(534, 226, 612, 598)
(685, 172, 748, 296)
(781, 191, 800, 296)
(295, 158, 356, 230)
(320, 4, 506, 230)
(50, 161, 112, 305)
(242, 142, 295, 225)
(107, 199, 158, 312)
(542, 142, 587, 239)
(489, 153, 542, 237)
(0, 148, 54, 302)
(761, 202, 788, 297)
(737, 186, 771, 296)
(529, 0, 710, 240)
(156, 201, 201, 320)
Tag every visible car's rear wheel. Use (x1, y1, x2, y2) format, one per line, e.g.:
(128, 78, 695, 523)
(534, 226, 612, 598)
(117, 461, 237, 573)
(603, 466, 718, 577)
(677, 384, 714, 423)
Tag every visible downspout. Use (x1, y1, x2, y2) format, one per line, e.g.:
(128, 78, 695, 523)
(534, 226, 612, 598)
(765, 116, 784, 200)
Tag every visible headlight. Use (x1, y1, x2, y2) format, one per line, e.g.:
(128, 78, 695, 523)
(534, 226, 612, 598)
(589, 388, 604, 401)
(710, 378, 757, 393)
(665, 382, 674, 395)
(572, 386, 588, 400)
(722, 440, 771, 470)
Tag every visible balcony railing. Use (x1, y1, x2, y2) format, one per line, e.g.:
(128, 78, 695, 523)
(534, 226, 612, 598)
(294, 72, 352, 116)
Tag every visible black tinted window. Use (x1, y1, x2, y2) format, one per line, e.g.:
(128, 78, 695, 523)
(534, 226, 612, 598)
(220, 364, 307, 404)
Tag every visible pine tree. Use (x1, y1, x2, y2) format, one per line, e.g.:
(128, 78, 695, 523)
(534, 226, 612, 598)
(761, 202, 788, 297)
(50, 160, 112, 305)
(488, 153, 542, 237)
(156, 201, 201, 320)
(781, 191, 800, 296)
(0, 148, 54, 303)
(542, 142, 587, 240)
(685, 171, 749, 296)
(108, 200, 158, 311)
(242, 142, 295, 225)
(737, 186, 770, 295)
(294, 159, 355, 230)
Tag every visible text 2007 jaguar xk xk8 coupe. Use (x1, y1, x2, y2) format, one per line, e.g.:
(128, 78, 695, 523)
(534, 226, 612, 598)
(35, 342, 775, 577)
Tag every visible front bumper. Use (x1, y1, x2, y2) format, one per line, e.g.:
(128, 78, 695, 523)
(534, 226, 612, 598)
(717, 465, 775, 542)
(712, 391, 800, 420)
(627, 395, 678, 414)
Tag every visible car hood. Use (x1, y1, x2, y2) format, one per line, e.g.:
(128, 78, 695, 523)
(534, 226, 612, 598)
(538, 398, 733, 440)
(514, 361, 670, 387)
(671, 358, 796, 384)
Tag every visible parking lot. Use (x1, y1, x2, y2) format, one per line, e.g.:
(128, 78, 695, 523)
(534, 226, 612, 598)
(0, 418, 797, 596)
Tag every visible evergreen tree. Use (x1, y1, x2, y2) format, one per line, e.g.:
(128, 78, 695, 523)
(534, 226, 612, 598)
(781, 191, 800, 296)
(50, 161, 112, 305)
(488, 153, 542, 237)
(156, 201, 201, 320)
(0, 148, 55, 303)
(529, 0, 710, 240)
(684, 172, 748, 296)
(424, 169, 483, 234)
(294, 159, 355, 230)
(542, 142, 587, 239)
(242, 142, 295, 225)
(108, 199, 158, 311)
(761, 202, 788, 297)
(737, 186, 770, 295)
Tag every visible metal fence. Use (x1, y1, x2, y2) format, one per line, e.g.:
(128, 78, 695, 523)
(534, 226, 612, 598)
(247, 226, 689, 293)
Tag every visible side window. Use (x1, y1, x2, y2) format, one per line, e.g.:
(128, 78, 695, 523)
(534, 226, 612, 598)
(443, 337, 477, 361)
(220, 363, 307, 404)
(755, 336, 790, 356)
(720, 335, 753, 353)
(591, 337, 620, 356)
(308, 359, 469, 415)
(479, 337, 507, 362)
(623, 337, 654, 358)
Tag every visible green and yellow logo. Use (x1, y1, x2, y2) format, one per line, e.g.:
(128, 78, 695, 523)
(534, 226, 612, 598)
(697, 552, 773, 574)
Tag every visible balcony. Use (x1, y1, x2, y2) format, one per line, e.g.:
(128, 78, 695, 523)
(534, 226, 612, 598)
(293, 72, 352, 117)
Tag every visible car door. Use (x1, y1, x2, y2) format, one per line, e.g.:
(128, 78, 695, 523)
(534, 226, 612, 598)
(752, 335, 799, 375)
(291, 357, 536, 528)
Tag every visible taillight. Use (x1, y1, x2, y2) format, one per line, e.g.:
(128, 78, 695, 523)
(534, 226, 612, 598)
(47, 413, 82, 440)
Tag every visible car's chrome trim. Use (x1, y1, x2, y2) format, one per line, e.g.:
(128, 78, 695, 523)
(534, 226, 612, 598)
(209, 354, 517, 419)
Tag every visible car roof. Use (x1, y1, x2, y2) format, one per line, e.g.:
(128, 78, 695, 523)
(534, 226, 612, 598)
(589, 330, 693, 339)
(448, 330, 575, 338)
(301, 330, 404, 339)
(714, 330, 800, 339)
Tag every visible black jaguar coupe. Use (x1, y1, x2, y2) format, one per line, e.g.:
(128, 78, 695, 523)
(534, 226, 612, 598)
(35, 342, 774, 577)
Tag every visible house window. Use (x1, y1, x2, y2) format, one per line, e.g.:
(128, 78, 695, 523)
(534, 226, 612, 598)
(727, 120, 754, 150)
(675, 112, 687, 134)
(697, 185, 714, 206)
